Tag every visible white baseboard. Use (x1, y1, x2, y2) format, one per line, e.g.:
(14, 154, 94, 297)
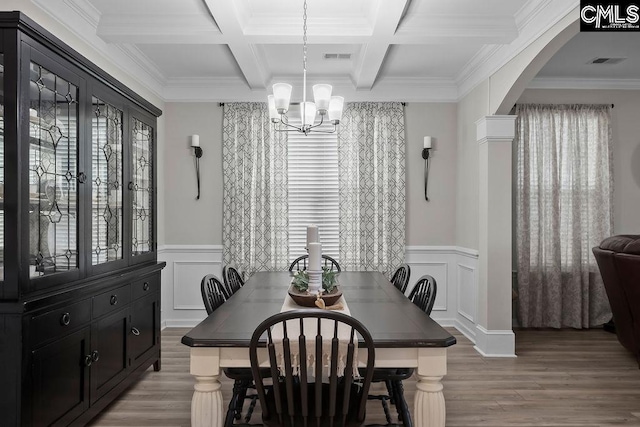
(473, 325, 516, 357)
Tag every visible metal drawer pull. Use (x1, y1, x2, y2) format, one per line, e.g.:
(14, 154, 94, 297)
(143, 282, 150, 291)
(84, 355, 92, 367)
(60, 312, 71, 326)
(131, 327, 140, 336)
(110, 295, 118, 305)
(91, 350, 100, 362)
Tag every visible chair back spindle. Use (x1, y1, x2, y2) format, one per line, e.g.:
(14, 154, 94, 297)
(390, 264, 411, 294)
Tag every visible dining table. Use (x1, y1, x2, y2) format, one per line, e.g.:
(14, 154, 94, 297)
(181, 271, 456, 427)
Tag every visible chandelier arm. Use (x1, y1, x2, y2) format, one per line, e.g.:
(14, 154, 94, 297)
(306, 113, 326, 131)
(272, 117, 304, 133)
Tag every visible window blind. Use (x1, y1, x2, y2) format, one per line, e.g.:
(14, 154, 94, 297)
(286, 114, 339, 262)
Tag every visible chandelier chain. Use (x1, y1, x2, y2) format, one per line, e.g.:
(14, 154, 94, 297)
(303, 0, 308, 73)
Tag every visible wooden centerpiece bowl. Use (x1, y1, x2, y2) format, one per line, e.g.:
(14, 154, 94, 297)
(288, 286, 343, 308)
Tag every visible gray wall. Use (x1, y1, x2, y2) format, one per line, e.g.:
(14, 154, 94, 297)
(162, 102, 459, 246)
(163, 103, 223, 245)
(517, 89, 640, 235)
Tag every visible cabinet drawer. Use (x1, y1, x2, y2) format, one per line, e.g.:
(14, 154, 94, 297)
(132, 273, 160, 300)
(30, 299, 91, 347)
(93, 284, 131, 319)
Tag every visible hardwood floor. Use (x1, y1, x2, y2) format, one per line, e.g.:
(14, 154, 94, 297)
(90, 327, 640, 427)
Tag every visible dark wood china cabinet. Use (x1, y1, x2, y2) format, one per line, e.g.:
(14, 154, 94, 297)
(0, 12, 164, 426)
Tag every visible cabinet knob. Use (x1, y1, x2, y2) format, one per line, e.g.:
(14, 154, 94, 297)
(143, 282, 150, 291)
(91, 350, 100, 362)
(110, 295, 118, 305)
(131, 327, 140, 336)
(60, 312, 71, 326)
(77, 172, 87, 183)
(128, 182, 135, 191)
(84, 355, 92, 367)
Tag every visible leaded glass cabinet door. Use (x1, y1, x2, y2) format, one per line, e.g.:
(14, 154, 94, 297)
(130, 112, 155, 263)
(27, 52, 84, 288)
(88, 89, 126, 274)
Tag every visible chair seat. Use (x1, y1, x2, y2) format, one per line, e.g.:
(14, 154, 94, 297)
(223, 367, 271, 380)
(262, 382, 365, 427)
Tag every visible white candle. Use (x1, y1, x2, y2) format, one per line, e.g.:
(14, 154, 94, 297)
(191, 135, 200, 147)
(308, 242, 322, 271)
(306, 224, 319, 246)
(423, 136, 432, 149)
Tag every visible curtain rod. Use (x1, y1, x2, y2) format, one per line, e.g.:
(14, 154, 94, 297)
(512, 104, 615, 108)
(219, 102, 407, 106)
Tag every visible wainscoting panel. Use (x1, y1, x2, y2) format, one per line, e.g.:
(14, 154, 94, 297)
(173, 261, 220, 310)
(405, 246, 479, 343)
(159, 245, 223, 328)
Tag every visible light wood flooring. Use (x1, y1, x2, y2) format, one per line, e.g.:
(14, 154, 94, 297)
(89, 327, 640, 427)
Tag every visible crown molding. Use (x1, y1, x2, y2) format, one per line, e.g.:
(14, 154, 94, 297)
(63, 0, 100, 29)
(31, 0, 166, 100)
(456, 0, 579, 100)
(115, 44, 167, 85)
(96, 14, 222, 44)
(528, 77, 640, 90)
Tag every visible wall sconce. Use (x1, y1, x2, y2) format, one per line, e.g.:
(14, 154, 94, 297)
(422, 136, 432, 201)
(191, 135, 203, 200)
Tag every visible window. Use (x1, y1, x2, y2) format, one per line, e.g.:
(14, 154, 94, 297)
(287, 112, 339, 262)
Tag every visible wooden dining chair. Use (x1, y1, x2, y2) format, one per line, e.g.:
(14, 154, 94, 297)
(288, 254, 342, 272)
(249, 309, 375, 427)
(200, 274, 226, 315)
(223, 265, 245, 298)
(408, 274, 438, 315)
(200, 273, 260, 426)
(390, 264, 411, 294)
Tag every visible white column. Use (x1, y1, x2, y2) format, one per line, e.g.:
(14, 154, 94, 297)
(414, 348, 447, 427)
(190, 348, 223, 427)
(475, 115, 517, 357)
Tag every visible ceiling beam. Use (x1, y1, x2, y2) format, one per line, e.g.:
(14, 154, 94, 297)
(202, 0, 268, 90)
(353, 0, 409, 90)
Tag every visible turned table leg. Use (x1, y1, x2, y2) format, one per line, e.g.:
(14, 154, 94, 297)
(190, 348, 223, 427)
(414, 348, 447, 427)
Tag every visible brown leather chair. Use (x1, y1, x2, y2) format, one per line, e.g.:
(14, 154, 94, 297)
(593, 235, 640, 367)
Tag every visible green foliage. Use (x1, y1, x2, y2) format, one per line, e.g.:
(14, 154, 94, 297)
(291, 267, 338, 293)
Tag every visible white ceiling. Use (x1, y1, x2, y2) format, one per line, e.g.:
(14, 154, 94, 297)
(31, 0, 583, 101)
(536, 32, 640, 80)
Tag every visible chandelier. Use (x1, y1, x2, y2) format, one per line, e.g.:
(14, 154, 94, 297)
(267, 0, 344, 135)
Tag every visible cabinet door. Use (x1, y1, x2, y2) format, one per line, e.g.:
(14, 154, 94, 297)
(26, 47, 86, 291)
(129, 112, 156, 264)
(90, 306, 129, 403)
(87, 87, 127, 275)
(30, 327, 91, 426)
(130, 292, 159, 368)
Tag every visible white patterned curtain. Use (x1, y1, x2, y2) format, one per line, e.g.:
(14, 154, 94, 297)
(337, 102, 406, 273)
(515, 104, 613, 328)
(222, 103, 289, 273)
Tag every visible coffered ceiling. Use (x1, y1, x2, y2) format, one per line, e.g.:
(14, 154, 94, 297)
(30, 0, 580, 101)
